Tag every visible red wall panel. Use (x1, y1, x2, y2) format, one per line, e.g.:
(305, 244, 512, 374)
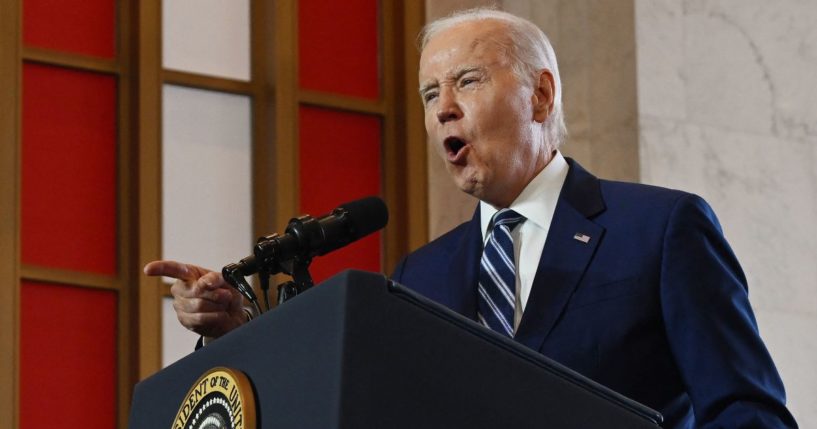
(23, 0, 116, 58)
(22, 63, 117, 276)
(20, 281, 117, 429)
(298, 0, 380, 100)
(299, 106, 382, 283)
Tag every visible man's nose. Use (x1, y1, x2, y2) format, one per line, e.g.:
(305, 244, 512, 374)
(435, 89, 462, 124)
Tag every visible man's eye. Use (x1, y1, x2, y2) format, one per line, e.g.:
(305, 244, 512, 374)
(461, 77, 477, 86)
(424, 92, 438, 103)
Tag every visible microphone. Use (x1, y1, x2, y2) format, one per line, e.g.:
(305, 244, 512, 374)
(222, 196, 388, 308)
(253, 196, 388, 273)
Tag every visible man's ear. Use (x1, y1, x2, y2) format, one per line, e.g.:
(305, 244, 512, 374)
(532, 69, 555, 123)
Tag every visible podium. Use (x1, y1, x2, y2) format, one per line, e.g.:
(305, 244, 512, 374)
(129, 270, 662, 428)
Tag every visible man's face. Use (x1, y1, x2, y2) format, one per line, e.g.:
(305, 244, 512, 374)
(419, 20, 552, 208)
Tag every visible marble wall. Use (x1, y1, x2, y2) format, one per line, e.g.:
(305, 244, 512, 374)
(636, 0, 817, 422)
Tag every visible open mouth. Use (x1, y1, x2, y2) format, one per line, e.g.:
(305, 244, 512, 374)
(444, 136, 467, 160)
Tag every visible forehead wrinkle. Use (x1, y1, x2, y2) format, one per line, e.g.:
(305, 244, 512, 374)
(418, 22, 512, 94)
(419, 64, 485, 95)
(418, 80, 437, 96)
(446, 64, 484, 81)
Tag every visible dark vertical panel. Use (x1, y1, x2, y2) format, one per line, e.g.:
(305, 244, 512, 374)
(20, 281, 117, 428)
(299, 106, 382, 283)
(23, 0, 116, 58)
(298, 0, 380, 99)
(21, 64, 117, 276)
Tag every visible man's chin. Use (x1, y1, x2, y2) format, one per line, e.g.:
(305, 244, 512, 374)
(454, 176, 509, 207)
(453, 177, 483, 200)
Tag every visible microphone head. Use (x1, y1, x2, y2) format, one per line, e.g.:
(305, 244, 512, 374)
(337, 196, 389, 240)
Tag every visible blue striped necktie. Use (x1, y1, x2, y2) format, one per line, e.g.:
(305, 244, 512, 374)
(478, 208, 526, 337)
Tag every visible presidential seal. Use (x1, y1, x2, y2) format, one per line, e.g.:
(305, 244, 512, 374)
(172, 367, 256, 429)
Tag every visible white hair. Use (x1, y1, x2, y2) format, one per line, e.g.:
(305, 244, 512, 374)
(420, 8, 567, 148)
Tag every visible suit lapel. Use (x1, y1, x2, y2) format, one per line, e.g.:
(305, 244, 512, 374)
(444, 206, 483, 319)
(515, 159, 606, 351)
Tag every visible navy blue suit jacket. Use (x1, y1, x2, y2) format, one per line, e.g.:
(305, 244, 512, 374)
(392, 159, 796, 428)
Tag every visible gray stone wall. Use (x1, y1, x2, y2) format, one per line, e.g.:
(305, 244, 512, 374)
(636, 0, 817, 422)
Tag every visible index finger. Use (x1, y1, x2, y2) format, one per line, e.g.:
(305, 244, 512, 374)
(144, 260, 206, 281)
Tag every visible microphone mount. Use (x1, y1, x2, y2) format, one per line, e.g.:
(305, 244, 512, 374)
(222, 227, 317, 313)
(221, 196, 388, 312)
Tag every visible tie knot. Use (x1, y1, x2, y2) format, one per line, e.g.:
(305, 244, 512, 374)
(491, 208, 525, 231)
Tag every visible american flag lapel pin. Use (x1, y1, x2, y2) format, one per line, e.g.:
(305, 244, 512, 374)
(573, 232, 591, 244)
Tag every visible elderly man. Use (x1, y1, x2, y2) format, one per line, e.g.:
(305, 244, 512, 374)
(146, 8, 797, 429)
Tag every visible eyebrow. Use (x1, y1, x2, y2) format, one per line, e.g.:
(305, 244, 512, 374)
(419, 65, 485, 96)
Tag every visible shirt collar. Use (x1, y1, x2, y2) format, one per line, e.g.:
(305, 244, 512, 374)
(480, 150, 569, 240)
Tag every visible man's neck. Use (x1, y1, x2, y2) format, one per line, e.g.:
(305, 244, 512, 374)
(485, 149, 557, 209)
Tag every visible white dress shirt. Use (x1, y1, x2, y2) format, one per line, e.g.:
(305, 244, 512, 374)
(479, 151, 569, 330)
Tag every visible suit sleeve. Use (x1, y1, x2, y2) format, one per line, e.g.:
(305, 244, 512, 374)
(659, 194, 797, 428)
